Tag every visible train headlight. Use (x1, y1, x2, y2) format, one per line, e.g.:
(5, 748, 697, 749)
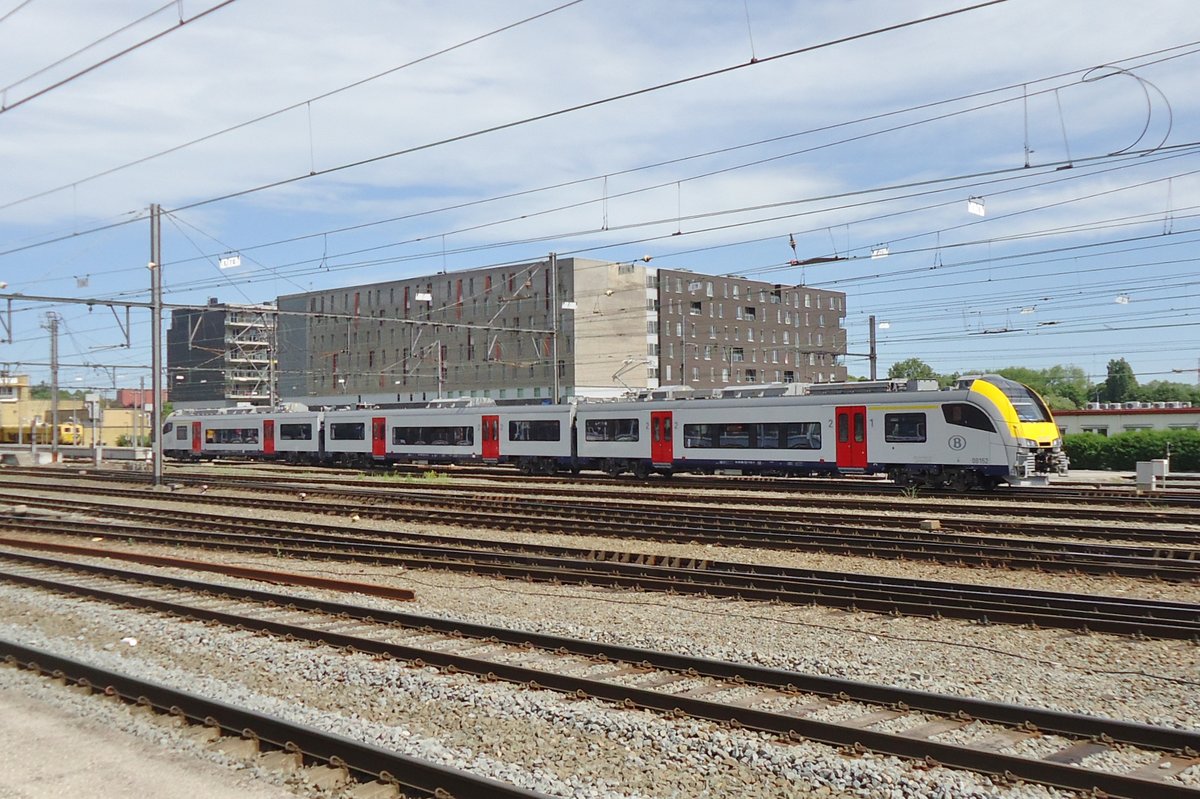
(1021, 438, 1038, 448)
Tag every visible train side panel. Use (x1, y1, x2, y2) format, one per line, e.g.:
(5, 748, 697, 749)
(382, 406, 481, 465)
(496, 405, 574, 473)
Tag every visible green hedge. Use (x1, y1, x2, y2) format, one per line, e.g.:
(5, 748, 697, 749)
(1063, 430, 1200, 471)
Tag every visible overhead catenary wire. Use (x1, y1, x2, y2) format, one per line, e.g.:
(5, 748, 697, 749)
(2, 0, 185, 98)
(0, 0, 240, 116)
(0, 0, 34, 26)
(162, 1, 1012, 214)
(0, 1, 1011, 262)
(0, 0, 587, 212)
(4, 4, 1195, 381)
(16, 33, 1185, 272)
(1, 26, 1191, 280)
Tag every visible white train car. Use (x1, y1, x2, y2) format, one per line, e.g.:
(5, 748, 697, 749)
(489, 403, 575, 474)
(162, 374, 1067, 488)
(378, 402, 482, 465)
(163, 406, 322, 461)
(163, 407, 269, 459)
(572, 375, 1065, 488)
(271, 410, 323, 461)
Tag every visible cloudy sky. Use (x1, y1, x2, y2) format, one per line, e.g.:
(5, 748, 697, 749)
(1, 0, 1198, 391)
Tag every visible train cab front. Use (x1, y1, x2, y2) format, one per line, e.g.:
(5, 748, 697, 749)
(968, 376, 1069, 485)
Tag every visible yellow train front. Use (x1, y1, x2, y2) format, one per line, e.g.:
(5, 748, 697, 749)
(873, 374, 1068, 489)
(0, 421, 83, 445)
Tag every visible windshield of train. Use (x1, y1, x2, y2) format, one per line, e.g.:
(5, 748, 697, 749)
(986, 376, 1051, 422)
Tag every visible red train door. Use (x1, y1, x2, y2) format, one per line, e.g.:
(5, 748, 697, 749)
(371, 417, 386, 458)
(481, 415, 499, 461)
(650, 411, 673, 467)
(262, 420, 275, 456)
(835, 406, 867, 470)
(191, 421, 201, 454)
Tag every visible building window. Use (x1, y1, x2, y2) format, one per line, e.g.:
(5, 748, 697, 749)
(690, 301, 702, 315)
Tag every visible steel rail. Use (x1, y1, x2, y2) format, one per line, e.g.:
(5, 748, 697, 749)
(5, 480, 1200, 574)
(1, 514, 1197, 639)
(32, 462, 1200, 507)
(116, 472, 1200, 538)
(1, 559, 1197, 799)
(10, 469, 1200, 529)
(5, 490, 1200, 582)
(0, 641, 549, 799)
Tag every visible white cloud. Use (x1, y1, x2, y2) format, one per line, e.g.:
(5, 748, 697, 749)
(1, 0, 1199, 379)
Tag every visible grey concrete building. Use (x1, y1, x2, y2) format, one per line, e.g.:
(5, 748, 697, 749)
(274, 257, 846, 406)
(167, 299, 276, 408)
(654, 269, 847, 388)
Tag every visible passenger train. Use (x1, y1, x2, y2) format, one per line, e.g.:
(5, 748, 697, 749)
(163, 375, 1068, 489)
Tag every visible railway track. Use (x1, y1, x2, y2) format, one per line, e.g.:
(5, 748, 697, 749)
(5, 486, 1200, 583)
(1, 639, 547, 799)
(153, 460, 1200, 505)
(18, 463, 1200, 516)
(6, 471, 1200, 547)
(2, 503, 1197, 639)
(2, 549, 1198, 799)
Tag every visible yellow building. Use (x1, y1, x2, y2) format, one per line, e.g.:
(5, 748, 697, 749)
(0, 375, 150, 446)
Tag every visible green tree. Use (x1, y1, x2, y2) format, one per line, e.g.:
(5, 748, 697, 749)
(1135, 380, 1197, 404)
(887, 358, 938, 380)
(993, 365, 1089, 408)
(1041, 394, 1077, 410)
(1103, 358, 1138, 403)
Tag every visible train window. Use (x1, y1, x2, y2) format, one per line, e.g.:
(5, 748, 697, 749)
(162, 422, 174, 435)
(884, 413, 926, 443)
(205, 427, 260, 444)
(509, 420, 560, 442)
(718, 424, 750, 448)
(837, 413, 848, 443)
(280, 423, 312, 440)
(175, 426, 188, 441)
(785, 422, 821, 449)
(683, 421, 820, 449)
(393, 426, 474, 445)
(853, 413, 865, 443)
(683, 424, 715, 448)
(585, 418, 640, 442)
(942, 403, 995, 432)
(329, 422, 365, 441)
(986, 376, 1050, 422)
